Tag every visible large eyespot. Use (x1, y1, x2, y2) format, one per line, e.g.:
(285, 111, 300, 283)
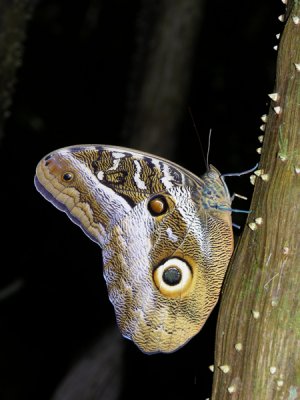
(153, 258, 193, 297)
(62, 172, 74, 182)
(147, 194, 168, 216)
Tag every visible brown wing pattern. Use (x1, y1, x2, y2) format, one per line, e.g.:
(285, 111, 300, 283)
(35, 144, 233, 353)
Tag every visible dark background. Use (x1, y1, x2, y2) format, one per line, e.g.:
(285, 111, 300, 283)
(0, 1, 282, 399)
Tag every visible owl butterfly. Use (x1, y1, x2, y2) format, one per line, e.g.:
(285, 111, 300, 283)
(34, 145, 234, 354)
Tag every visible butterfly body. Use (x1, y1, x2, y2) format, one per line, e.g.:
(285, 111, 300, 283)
(35, 145, 233, 353)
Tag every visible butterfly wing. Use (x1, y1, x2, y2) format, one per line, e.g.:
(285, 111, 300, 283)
(35, 145, 233, 353)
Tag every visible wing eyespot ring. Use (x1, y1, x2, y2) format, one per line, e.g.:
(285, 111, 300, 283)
(147, 194, 168, 216)
(153, 258, 193, 298)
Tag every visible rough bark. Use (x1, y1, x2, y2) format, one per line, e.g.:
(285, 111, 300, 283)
(211, 1, 300, 399)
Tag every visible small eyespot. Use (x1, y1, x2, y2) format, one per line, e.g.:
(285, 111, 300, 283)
(148, 195, 168, 216)
(62, 172, 74, 182)
(153, 258, 193, 297)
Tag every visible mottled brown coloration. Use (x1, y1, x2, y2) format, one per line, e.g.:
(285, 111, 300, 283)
(35, 145, 233, 353)
(212, 1, 300, 397)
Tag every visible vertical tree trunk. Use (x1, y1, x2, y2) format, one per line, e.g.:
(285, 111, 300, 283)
(122, 0, 203, 158)
(212, 1, 300, 399)
(0, 0, 37, 142)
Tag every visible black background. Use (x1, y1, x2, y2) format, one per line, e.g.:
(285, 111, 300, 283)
(0, 1, 282, 399)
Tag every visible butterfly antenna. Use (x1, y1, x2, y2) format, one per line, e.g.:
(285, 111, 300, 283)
(188, 107, 207, 170)
(207, 128, 212, 169)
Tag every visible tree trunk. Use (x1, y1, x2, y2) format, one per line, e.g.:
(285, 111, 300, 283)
(211, 1, 300, 399)
(0, 0, 37, 142)
(122, 0, 203, 159)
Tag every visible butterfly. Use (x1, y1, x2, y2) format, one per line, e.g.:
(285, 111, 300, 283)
(34, 144, 234, 354)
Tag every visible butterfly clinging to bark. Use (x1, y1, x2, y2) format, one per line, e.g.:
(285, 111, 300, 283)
(34, 145, 234, 354)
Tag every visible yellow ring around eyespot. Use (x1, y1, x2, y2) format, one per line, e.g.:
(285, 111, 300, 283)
(153, 258, 193, 298)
